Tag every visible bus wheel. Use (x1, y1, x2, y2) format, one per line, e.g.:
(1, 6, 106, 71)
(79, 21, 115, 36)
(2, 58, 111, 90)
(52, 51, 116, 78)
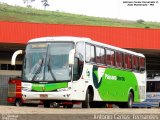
(82, 90, 93, 108)
(15, 99, 23, 107)
(44, 101, 51, 108)
(124, 92, 133, 108)
(51, 102, 60, 108)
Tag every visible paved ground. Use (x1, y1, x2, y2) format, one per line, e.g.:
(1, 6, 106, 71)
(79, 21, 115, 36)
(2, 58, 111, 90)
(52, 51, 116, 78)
(0, 106, 160, 120)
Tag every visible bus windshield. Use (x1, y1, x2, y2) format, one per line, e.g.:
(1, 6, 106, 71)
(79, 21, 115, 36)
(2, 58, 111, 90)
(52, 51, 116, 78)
(22, 42, 74, 82)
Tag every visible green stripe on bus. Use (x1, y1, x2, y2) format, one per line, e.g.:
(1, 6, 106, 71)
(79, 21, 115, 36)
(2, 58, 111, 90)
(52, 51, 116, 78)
(32, 82, 68, 92)
(93, 66, 140, 102)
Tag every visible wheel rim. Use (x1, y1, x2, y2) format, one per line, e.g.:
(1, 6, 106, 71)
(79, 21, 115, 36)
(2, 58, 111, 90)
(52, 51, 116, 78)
(129, 94, 133, 107)
(87, 91, 90, 108)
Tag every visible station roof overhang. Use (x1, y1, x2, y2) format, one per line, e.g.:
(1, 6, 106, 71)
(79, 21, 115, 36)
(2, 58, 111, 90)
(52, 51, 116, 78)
(0, 21, 160, 50)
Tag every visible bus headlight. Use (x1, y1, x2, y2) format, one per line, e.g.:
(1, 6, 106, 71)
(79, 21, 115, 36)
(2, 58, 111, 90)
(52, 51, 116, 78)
(57, 87, 71, 92)
(22, 87, 31, 92)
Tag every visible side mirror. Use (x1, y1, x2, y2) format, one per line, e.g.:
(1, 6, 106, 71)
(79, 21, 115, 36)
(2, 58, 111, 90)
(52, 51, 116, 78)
(68, 49, 75, 65)
(11, 50, 23, 65)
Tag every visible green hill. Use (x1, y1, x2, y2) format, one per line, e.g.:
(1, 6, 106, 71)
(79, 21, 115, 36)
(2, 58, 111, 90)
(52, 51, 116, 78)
(0, 3, 160, 28)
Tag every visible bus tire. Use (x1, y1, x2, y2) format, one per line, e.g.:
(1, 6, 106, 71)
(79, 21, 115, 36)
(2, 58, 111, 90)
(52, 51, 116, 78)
(44, 101, 50, 108)
(15, 99, 23, 107)
(51, 102, 60, 108)
(82, 89, 93, 108)
(124, 92, 133, 108)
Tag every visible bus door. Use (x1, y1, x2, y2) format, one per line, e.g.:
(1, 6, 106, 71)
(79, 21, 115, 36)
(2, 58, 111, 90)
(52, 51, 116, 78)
(71, 54, 86, 100)
(71, 42, 86, 100)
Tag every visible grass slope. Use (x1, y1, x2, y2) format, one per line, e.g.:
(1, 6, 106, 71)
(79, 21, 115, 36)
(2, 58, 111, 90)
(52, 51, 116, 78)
(0, 3, 160, 28)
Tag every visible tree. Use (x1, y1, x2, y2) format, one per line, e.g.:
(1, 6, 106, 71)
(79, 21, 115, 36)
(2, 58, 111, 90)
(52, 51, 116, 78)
(23, 0, 35, 8)
(136, 19, 145, 24)
(41, 0, 49, 10)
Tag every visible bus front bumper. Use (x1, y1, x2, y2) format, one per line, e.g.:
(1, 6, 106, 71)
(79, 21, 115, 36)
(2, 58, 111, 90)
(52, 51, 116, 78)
(22, 90, 72, 101)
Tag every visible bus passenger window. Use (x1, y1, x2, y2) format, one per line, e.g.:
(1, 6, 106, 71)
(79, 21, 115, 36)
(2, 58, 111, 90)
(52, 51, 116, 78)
(124, 54, 132, 69)
(85, 44, 91, 62)
(106, 49, 111, 65)
(139, 57, 145, 72)
(76, 42, 85, 61)
(96, 47, 105, 64)
(85, 44, 95, 63)
(110, 50, 115, 66)
(90, 45, 95, 62)
(119, 53, 123, 68)
(96, 47, 101, 63)
(132, 56, 139, 71)
(116, 52, 120, 67)
(101, 48, 105, 64)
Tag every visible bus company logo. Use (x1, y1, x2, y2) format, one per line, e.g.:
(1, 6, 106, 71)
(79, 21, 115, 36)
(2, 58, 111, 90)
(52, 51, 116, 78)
(105, 74, 117, 80)
(105, 74, 125, 81)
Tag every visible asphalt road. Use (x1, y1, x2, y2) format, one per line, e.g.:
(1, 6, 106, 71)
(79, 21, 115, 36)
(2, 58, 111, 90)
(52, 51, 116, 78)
(0, 106, 160, 120)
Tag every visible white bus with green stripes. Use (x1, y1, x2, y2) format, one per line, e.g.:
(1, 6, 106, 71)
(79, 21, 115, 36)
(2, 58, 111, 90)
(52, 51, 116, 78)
(11, 36, 146, 108)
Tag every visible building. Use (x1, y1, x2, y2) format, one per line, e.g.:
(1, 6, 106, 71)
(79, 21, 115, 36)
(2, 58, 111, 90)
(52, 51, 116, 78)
(0, 21, 160, 104)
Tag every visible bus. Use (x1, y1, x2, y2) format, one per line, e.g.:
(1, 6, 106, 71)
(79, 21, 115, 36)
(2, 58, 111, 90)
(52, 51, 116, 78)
(133, 73, 160, 108)
(146, 74, 160, 107)
(7, 78, 43, 107)
(11, 36, 146, 108)
(7, 78, 22, 106)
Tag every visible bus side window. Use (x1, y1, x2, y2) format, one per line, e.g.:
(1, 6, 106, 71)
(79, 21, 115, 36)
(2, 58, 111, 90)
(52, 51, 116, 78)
(124, 54, 127, 69)
(116, 51, 120, 68)
(85, 44, 96, 63)
(85, 44, 91, 62)
(74, 42, 85, 80)
(106, 49, 111, 65)
(139, 57, 145, 72)
(132, 55, 139, 71)
(101, 48, 105, 64)
(110, 50, 115, 66)
(90, 45, 95, 63)
(119, 52, 123, 68)
(124, 54, 132, 70)
(116, 52, 123, 68)
(96, 47, 105, 64)
(96, 47, 101, 63)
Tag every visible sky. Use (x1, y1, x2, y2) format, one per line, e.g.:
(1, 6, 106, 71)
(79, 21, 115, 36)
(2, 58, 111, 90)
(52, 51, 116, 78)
(0, 0, 160, 22)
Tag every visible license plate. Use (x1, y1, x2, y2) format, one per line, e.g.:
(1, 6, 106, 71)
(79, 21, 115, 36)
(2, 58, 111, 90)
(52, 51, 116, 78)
(40, 94, 48, 98)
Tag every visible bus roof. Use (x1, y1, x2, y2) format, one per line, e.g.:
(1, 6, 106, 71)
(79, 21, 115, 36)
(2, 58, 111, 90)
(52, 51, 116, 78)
(28, 36, 145, 57)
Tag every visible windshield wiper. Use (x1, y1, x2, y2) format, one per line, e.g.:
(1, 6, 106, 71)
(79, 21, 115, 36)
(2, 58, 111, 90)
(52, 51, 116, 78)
(48, 58, 56, 81)
(31, 58, 44, 81)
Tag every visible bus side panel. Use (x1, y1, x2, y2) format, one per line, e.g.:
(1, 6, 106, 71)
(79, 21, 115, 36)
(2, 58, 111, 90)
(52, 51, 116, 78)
(134, 72, 146, 102)
(90, 66, 143, 102)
